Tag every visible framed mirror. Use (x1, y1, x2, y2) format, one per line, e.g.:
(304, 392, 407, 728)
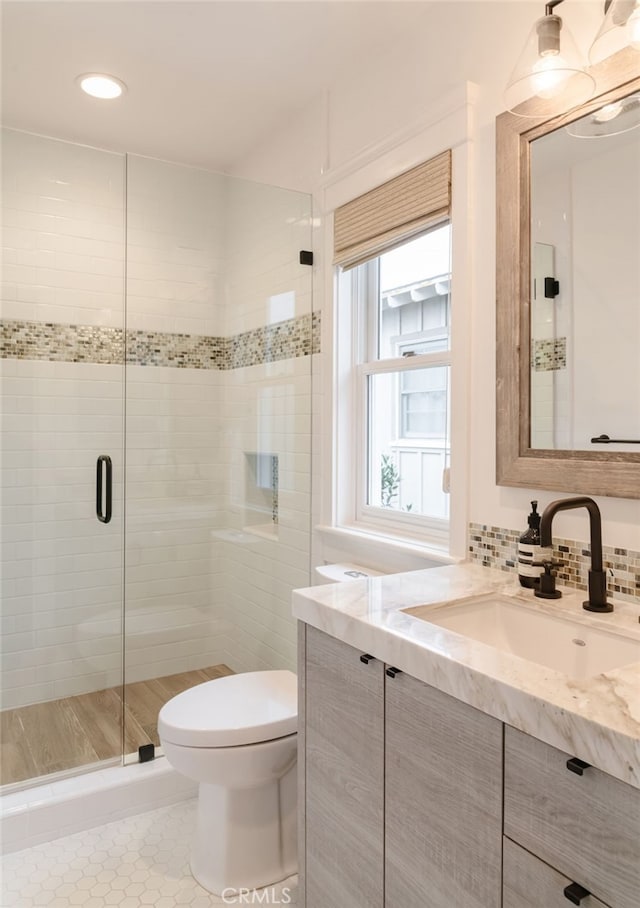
(496, 48, 640, 499)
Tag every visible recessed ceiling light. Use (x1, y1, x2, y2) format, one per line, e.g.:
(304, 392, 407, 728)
(77, 73, 126, 100)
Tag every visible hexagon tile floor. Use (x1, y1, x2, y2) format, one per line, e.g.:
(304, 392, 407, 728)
(1, 799, 298, 907)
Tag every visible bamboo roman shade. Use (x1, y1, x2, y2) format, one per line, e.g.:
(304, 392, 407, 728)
(333, 150, 451, 270)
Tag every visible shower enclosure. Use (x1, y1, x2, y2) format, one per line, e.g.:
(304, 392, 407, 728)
(0, 129, 313, 790)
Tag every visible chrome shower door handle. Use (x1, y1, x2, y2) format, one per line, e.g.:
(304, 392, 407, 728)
(96, 455, 112, 524)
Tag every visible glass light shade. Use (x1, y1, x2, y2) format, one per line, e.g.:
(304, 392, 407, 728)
(77, 73, 126, 100)
(565, 92, 640, 137)
(589, 0, 640, 64)
(504, 14, 595, 118)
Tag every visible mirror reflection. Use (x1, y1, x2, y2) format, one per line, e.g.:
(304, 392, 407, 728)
(529, 91, 640, 452)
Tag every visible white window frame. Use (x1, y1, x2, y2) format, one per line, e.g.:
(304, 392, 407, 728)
(321, 84, 475, 561)
(352, 243, 453, 547)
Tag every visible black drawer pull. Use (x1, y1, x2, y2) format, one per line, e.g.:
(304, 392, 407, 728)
(564, 882, 591, 904)
(386, 666, 401, 678)
(360, 654, 375, 664)
(566, 757, 591, 776)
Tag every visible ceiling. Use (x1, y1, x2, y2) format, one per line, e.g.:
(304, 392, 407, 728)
(1, 0, 448, 172)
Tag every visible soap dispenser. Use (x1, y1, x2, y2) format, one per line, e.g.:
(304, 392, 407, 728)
(518, 501, 552, 588)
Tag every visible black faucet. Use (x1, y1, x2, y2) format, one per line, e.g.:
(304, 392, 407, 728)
(539, 496, 612, 613)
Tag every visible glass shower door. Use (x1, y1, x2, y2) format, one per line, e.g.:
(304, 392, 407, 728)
(0, 129, 126, 787)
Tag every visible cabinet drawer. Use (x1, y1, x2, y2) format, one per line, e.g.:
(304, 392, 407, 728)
(504, 726, 639, 908)
(503, 837, 609, 908)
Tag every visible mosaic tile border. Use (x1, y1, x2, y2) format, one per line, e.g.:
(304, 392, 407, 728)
(228, 313, 317, 369)
(0, 320, 124, 365)
(532, 337, 566, 372)
(0, 312, 321, 370)
(468, 521, 640, 602)
(125, 329, 227, 369)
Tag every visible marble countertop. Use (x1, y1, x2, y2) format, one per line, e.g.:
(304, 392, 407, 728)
(292, 562, 640, 788)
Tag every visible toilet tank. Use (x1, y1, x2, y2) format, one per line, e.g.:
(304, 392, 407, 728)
(314, 563, 385, 584)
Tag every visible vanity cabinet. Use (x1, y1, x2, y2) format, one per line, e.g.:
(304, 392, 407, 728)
(304, 625, 384, 908)
(503, 727, 640, 908)
(385, 669, 502, 908)
(302, 625, 503, 908)
(300, 622, 640, 908)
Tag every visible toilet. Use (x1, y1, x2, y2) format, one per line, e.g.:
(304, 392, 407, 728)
(158, 670, 298, 896)
(158, 565, 380, 895)
(314, 562, 385, 583)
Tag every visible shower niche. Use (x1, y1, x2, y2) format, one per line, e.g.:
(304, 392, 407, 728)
(242, 452, 279, 541)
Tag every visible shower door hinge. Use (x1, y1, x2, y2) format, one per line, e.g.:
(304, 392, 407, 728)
(544, 277, 560, 298)
(138, 743, 155, 763)
(299, 250, 313, 266)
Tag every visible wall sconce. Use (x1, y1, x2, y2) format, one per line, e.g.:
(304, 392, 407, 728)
(590, 0, 640, 63)
(504, 0, 596, 117)
(565, 92, 640, 136)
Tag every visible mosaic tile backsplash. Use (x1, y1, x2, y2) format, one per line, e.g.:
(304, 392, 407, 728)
(0, 312, 321, 370)
(532, 337, 567, 372)
(469, 521, 640, 602)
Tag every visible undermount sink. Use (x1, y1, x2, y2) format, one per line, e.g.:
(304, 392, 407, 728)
(402, 595, 640, 680)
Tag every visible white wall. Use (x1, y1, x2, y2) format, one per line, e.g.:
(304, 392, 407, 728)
(231, 0, 640, 555)
(530, 169, 573, 450)
(571, 141, 640, 449)
(531, 131, 640, 452)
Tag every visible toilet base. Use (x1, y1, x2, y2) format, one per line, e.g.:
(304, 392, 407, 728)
(191, 763, 297, 895)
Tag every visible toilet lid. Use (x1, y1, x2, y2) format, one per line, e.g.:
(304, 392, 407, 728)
(157, 670, 297, 748)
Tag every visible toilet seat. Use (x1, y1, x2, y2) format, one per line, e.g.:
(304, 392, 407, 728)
(158, 669, 297, 748)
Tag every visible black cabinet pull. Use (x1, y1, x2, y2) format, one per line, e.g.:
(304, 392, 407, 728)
(566, 757, 591, 776)
(359, 654, 375, 664)
(386, 666, 401, 678)
(96, 455, 112, 524)
(563, 882, 591, 904)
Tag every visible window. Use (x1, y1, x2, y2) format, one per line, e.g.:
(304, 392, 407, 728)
(333, 151, 454, 549)
(356, 226, 452, 531)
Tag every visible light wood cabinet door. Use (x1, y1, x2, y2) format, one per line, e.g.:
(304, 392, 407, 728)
(385, 671, 503, 908)
(503, 837, 610, 908)
(304, 626, 384, 908)
(504, 726, 640, 908)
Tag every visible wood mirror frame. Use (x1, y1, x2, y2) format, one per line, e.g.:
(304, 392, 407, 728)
(496, 48, 640, 499)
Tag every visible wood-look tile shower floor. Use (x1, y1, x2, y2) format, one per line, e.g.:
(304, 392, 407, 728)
(0, 664, 233, 787)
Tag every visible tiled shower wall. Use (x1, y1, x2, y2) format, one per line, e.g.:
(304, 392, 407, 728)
(1, 130, 312, 709)
(123, 156, 230, 684)
(222, 178, 313, 673)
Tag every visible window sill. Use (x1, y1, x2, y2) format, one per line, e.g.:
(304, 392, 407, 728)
(316, 523, 462, 570)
